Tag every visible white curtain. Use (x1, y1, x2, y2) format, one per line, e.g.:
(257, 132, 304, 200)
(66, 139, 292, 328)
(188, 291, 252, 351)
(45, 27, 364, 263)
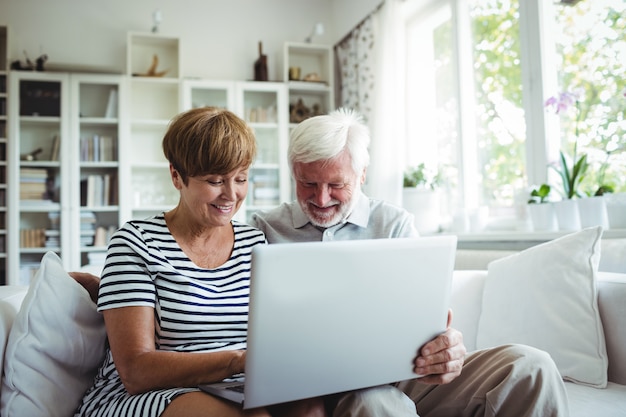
(335, 0, 405, 206)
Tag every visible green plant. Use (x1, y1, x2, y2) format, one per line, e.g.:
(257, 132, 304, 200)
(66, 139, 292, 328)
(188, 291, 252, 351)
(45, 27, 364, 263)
(545, 91, 589, 199)
(403, 163, 441, 190)
(528, 184, 551, 204)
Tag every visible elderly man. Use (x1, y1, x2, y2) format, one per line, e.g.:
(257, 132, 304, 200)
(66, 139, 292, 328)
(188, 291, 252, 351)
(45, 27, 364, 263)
(251, 108, 569, 417)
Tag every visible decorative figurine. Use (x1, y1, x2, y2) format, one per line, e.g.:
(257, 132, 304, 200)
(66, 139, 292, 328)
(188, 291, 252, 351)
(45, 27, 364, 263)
(134, 54, 168, 77)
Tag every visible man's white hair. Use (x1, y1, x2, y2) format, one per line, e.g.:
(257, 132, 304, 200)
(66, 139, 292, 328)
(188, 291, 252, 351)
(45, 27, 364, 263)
(288, 108, 370, 175)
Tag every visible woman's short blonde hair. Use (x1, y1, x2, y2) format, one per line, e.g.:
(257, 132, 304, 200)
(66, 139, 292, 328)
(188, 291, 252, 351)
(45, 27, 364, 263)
(162, 107, 256, 183)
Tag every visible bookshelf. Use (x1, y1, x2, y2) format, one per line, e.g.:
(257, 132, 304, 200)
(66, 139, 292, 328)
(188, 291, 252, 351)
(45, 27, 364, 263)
(0, 26, 8, 284)
(283, 42, 334, 128)
(181, 80, 291, 224)
(70, 74, 126, 268)
(235, 81, 290, 224)
(7, 71, 71, 284)
(125, 32, 181, 221)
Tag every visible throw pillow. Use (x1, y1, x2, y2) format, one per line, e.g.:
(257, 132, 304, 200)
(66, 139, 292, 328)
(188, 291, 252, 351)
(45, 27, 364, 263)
(1, 251, 107, 416)
(476, 226, 608, 388)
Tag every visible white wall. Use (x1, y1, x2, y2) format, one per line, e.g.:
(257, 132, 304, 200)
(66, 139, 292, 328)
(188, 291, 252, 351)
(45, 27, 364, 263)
(0, 0, 326, 80)
(331, 0, 382, 42)
(0, 0, 379, 81)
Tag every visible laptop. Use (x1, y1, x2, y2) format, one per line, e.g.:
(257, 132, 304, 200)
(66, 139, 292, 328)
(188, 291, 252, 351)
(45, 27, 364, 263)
(199, 235, 457, 409)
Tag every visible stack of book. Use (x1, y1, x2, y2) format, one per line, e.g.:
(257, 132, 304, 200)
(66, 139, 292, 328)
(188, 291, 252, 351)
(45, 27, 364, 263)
(80, 211, 97, 247)
(20, 168, 49, 201)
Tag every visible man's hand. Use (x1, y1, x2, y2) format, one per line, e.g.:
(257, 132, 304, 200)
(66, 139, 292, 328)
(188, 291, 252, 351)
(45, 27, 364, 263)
(413, 309, 466, 384)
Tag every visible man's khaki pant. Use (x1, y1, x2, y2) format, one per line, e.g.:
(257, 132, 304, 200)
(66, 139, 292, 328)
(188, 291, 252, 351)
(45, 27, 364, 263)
(333, 344, 570, 417)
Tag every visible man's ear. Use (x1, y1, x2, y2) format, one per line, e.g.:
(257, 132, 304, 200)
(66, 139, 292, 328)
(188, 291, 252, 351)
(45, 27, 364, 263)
(360, 168, 367, 185)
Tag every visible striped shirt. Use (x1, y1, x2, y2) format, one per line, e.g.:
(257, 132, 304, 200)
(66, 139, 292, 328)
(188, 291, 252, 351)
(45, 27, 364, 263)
(74, 214, 266, 417)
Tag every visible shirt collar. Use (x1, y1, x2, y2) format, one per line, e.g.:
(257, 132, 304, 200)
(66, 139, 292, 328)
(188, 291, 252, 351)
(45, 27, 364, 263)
(292, 191, 370, 229)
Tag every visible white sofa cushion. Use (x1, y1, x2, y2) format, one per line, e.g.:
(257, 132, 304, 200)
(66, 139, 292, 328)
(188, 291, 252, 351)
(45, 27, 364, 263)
(0, 286, 28, 395)
(0, 252, 107, 417)
(477, 226, 608, 388)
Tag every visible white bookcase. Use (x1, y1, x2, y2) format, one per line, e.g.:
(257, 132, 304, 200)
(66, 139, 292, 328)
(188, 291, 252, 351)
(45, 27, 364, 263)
(236, 81, 290, 223)
(7, 72, 127, 282)
(182, 79, 291, 224)
(0, 26, 8, 284)
(3, 35, 330, 285)
(7, 71, 71, 284)
(69, 73, 126, 269)
(125, 32, 182, 221)
(283, 42, 334, 128)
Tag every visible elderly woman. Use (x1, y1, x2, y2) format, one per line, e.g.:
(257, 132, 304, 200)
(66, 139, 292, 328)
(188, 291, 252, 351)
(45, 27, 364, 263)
(74, 107, 325, 417)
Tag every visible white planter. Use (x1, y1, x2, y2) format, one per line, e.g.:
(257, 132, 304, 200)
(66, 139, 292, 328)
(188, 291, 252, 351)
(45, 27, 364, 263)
(402, 188, 441, 235)
(527, 203, 557, 231)
(605, 193, 626, 229)
(553, 199, 581, 231)
(577, 196, 609, 229)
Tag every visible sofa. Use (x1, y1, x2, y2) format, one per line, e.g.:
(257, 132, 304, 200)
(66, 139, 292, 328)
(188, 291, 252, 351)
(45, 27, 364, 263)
(0, 227, 624, 416)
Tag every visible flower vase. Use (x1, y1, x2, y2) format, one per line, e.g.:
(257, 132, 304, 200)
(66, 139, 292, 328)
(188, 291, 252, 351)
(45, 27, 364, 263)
(402, 188, 441, 235)
(527, 203, 557, 231)
(577, 196, 609, 229)
(605, 193, 626, 229)
(553, 199, 581, 231)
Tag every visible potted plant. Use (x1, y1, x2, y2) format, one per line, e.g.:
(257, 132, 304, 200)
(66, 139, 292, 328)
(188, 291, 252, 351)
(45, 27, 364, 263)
(527, 184, 557, 231)
(545, 90, 587, 230)
(402, 163, 442, 234)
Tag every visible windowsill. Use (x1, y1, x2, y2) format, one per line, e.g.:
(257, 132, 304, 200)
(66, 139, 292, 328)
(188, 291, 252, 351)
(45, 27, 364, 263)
(438, 229, 626, 250)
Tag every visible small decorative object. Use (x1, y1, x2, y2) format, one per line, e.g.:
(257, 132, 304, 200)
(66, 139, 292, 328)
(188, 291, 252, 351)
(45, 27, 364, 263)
(20, 148, 43, 161)
(290, 99, 310, 123)
(11, 50, 35, 71)
(35, 54, 48, 71)
(305, 22, 324, 43)
(254, 42, 268, 81)
(152, 9, 162, 33)
(302, 72, 321, 82)
(134, 54, 167, 77)
(288, 66, 301, 81)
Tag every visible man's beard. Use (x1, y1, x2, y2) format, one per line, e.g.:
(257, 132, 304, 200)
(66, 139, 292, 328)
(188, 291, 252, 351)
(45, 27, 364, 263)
(300, 196, 357, 228)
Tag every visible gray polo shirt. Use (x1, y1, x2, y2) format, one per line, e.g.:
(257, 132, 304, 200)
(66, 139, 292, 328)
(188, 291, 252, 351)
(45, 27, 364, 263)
(250, 192, 419, 243)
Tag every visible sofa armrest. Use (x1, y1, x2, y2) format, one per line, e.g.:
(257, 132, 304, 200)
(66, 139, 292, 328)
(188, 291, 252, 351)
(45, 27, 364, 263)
(598, 272, 626, 385)
(0, 286, 29, 379)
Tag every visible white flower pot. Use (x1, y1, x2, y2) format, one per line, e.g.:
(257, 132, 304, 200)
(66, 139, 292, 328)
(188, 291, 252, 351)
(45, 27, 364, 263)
(553, 199, 581, 231)
(402, 188, 441, 235)
(577, 196, 609, 229)
(527, 203, 557, 231)
(605, 193, 626, 229)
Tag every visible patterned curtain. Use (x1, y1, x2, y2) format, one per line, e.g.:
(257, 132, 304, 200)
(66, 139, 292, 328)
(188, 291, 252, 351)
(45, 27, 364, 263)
(334, 1, 405, 205)
(334, 16, 375, 123)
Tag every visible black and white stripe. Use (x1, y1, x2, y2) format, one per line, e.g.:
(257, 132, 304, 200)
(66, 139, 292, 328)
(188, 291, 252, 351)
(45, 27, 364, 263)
(74, 215, 266, 417)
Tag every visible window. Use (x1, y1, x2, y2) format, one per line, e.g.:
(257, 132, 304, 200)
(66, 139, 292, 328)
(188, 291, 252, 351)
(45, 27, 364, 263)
(552, 0, 626, 196)
(403, 0, 625, 229)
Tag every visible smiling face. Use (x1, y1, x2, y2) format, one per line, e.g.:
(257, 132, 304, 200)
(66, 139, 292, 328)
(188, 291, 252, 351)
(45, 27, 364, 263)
(293, 149, 366, 228)
(172, 165, 249, 228)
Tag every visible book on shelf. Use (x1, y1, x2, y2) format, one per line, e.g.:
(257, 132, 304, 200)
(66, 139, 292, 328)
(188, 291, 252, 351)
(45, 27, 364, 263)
(80, 135, 116, 162)
(49, 134, 60, 161)
(20, 228, 46, 248)
(81, 173, 118, 206)
(105, 88, 118, 119)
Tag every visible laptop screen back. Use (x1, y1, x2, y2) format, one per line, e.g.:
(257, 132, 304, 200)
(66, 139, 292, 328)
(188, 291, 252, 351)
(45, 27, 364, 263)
(243, 236, 457, 409)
